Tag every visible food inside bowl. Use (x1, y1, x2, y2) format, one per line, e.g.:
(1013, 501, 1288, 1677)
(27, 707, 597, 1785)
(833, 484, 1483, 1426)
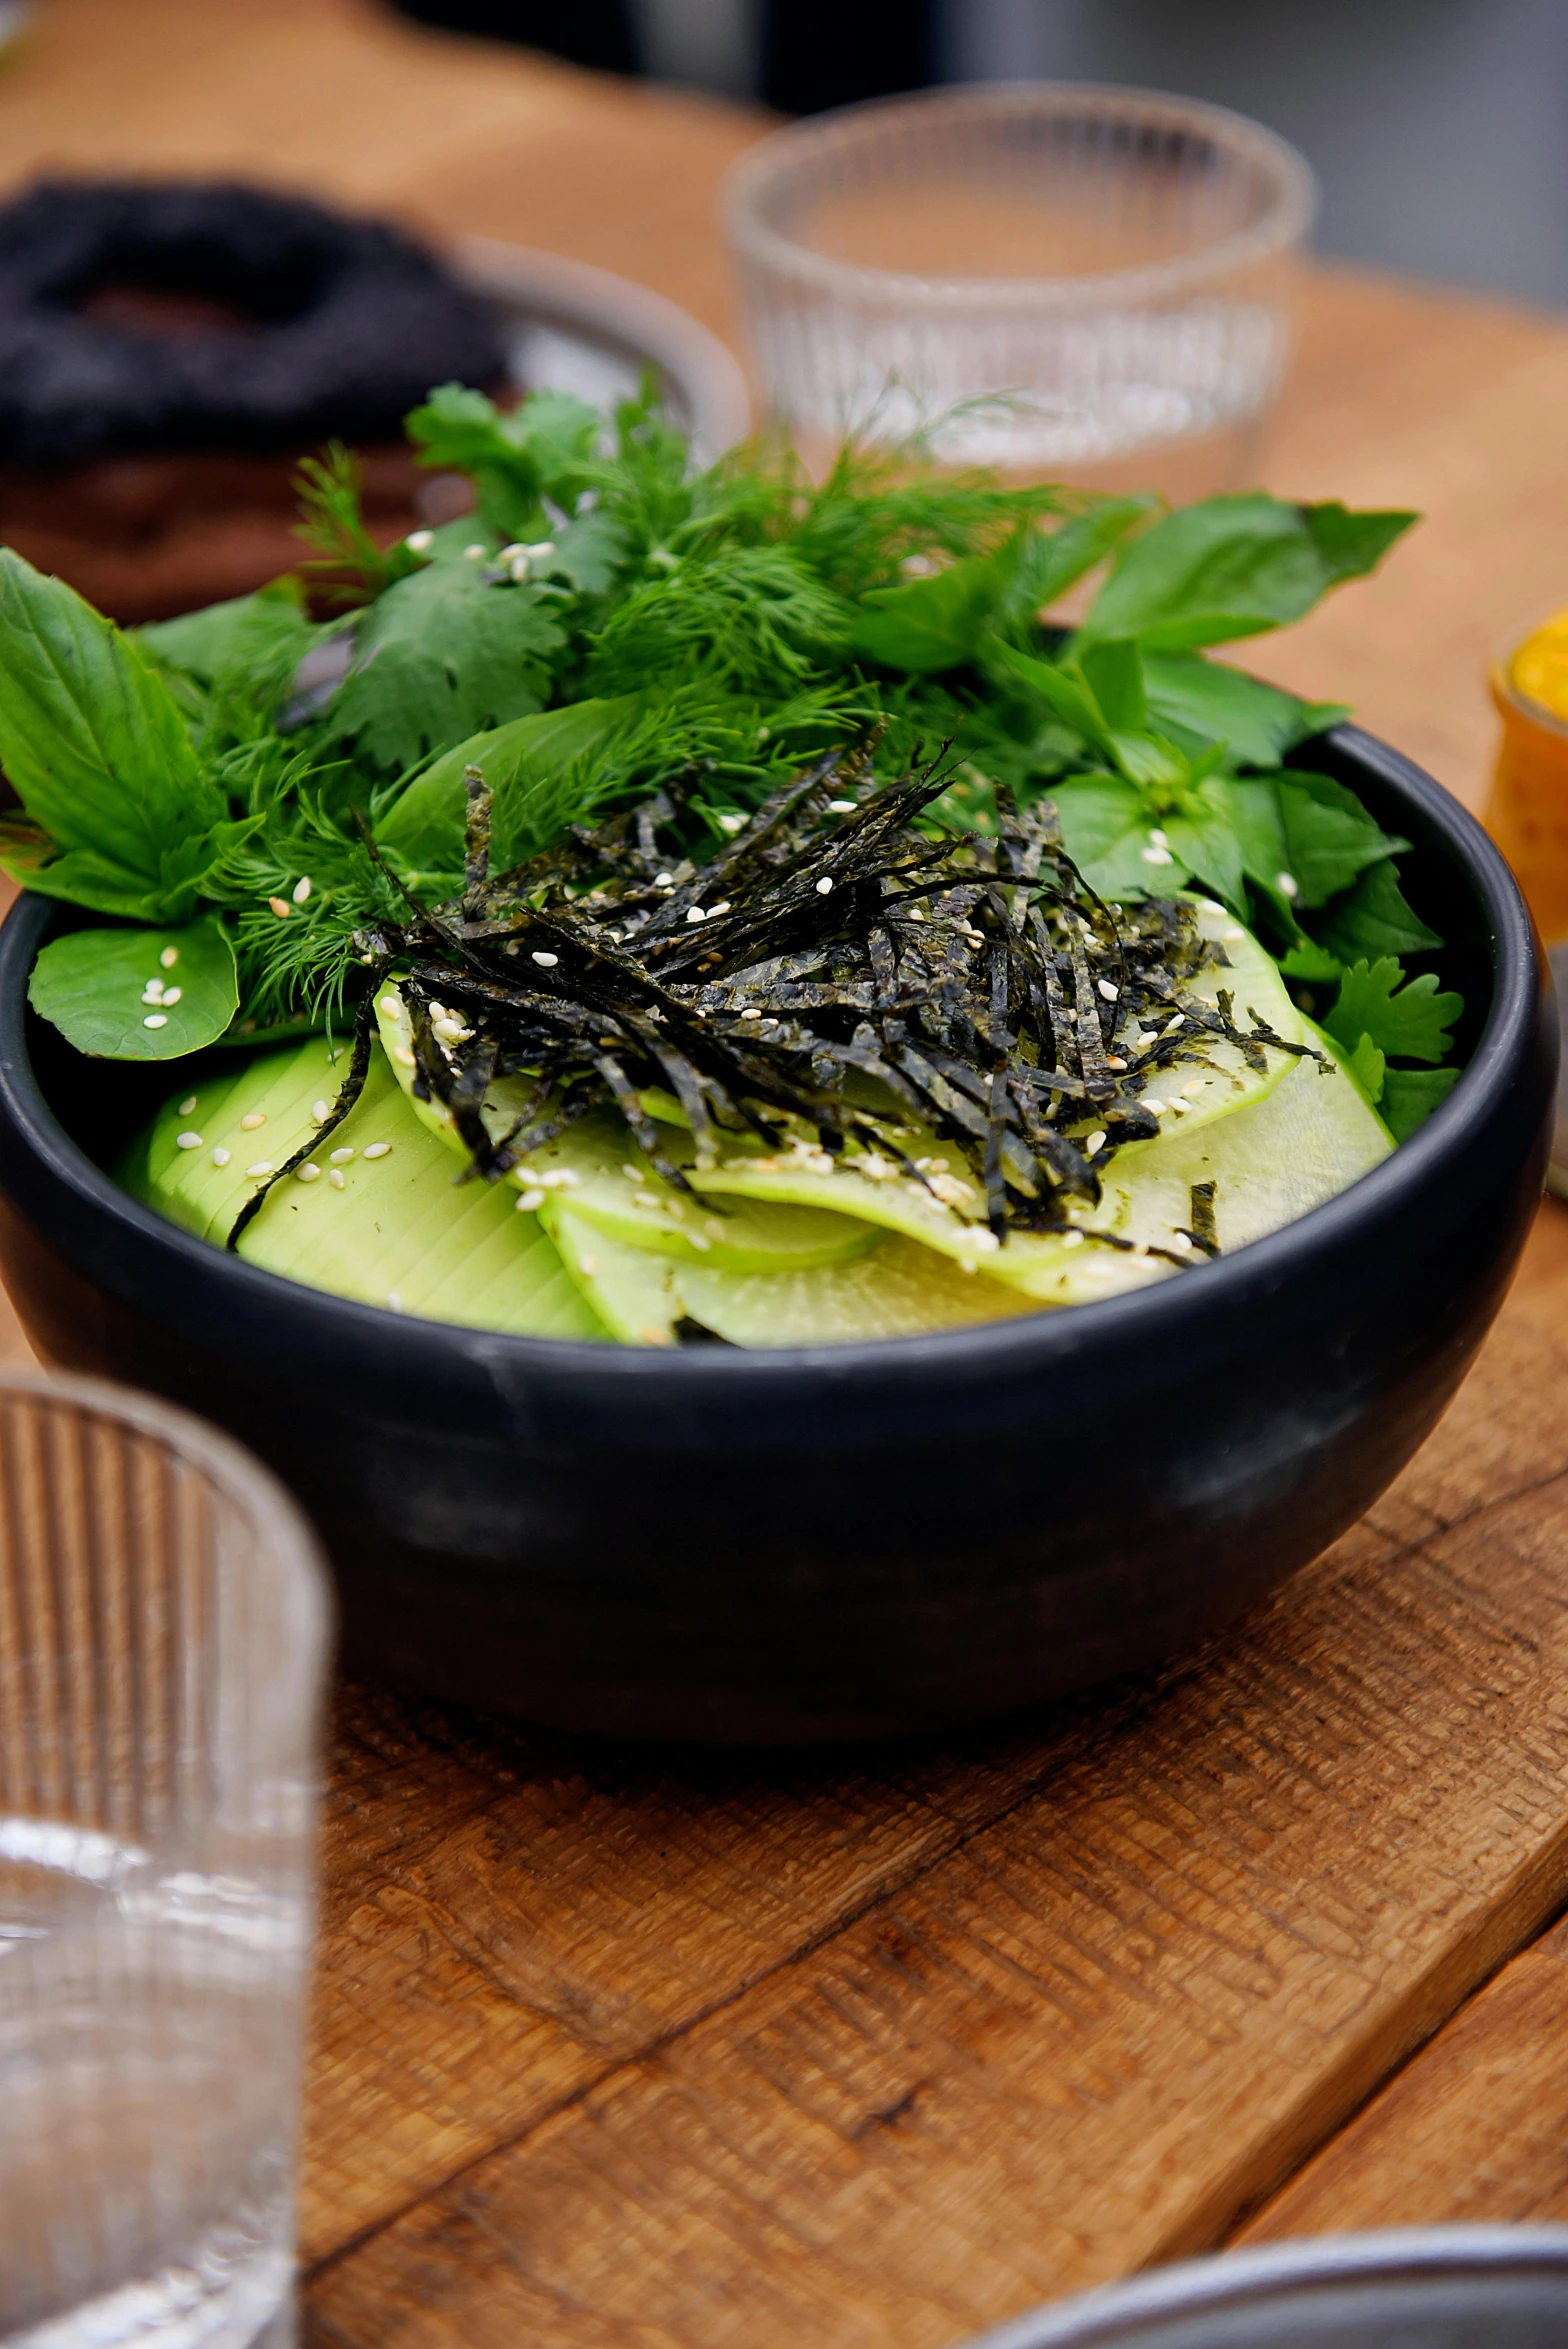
(0, 385, 1463, 1347)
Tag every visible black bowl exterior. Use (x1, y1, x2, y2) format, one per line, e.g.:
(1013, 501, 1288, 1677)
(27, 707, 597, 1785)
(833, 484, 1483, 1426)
(0, 728, 1553, 1741)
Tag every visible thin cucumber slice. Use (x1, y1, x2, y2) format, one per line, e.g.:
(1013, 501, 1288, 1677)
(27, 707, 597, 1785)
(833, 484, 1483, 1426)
(544, 1201, 1041, 1347)
(374, 985, 882, 1271)
(126, 1036, 605, 1338)
(1081, 1021, 1394, 1260)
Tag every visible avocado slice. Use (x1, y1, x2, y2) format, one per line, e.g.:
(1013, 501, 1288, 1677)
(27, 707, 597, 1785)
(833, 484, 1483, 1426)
(126, 1035, 606, 1338)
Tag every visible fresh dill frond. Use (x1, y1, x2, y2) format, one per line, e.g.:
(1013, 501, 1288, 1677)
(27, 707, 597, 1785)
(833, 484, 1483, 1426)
(294, 443, 425, 609)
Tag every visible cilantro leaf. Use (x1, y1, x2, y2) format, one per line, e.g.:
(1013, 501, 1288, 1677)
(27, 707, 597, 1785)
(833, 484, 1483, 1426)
(1280, 939, 1345, 983)
(325, 563, 565, 771)
(1381, 1066, 1462, 1142)
(1325, 957, 1462, 1064)
(28, 914, 238, 1059)
(1141, 651, 1344, 769)
(1342, 1032, 1387, 1104)
(1276, 771, 1407, 908)
(407, 383, 601, 543)
(1077, 494, 1417, 652)
(1314, 857, 1443, 963)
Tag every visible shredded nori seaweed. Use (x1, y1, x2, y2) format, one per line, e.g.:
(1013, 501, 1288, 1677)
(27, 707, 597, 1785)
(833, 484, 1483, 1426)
(227, 741, 1315, 1252)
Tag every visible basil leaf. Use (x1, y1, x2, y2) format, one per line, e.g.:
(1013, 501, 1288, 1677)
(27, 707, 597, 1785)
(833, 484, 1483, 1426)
(29, 915, 238, 1060)
(1077, 638, 1145, 731)
(0, 552, 224, 910)
(375, 694, 648, 876)
(1325, 958, 1462, 1064)
(1381, 1065, 1462, 1142)
(851, 548, 1013, 673)
(1049, 776, 1189, 899)
(989, 641, 1114, 753)
(1164, 791, 1245, 915)
(137, 577, 309, 684)
(1142, 652, 1345, 769)
(1276, 771, 1407, 907)
(997, 498, 1153, 628)
(1219, 776, 1288, 891)
(1077, 494, 1417, 653)
(1314, 858, 1443, 963)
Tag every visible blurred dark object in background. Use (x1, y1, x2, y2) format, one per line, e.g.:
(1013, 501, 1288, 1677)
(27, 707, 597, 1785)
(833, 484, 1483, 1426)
(388, 0, 935, 112)
(391, 0, 637, 75)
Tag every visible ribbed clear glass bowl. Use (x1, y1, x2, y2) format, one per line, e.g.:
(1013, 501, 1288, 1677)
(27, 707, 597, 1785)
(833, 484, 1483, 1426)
(724, 83, 1317, 493)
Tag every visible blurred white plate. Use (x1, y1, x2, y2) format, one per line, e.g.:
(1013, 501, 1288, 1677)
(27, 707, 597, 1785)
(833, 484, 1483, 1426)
(452, 236, 751, 464)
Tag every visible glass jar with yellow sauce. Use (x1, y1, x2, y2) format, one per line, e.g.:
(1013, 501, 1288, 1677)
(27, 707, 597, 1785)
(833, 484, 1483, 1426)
(1487, 610, 1568, 1190)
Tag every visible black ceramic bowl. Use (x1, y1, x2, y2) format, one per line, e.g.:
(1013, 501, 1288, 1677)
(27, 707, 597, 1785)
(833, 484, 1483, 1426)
(964, 2227, 1568, 2348)
(0, 727, 1552, 1742)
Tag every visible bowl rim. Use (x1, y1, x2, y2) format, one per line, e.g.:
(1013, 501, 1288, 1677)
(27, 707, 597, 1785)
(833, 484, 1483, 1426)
(723, 82, 1319, 314)
(0, 723, 1542, 1397)
(963, 2225, 1568, 2348)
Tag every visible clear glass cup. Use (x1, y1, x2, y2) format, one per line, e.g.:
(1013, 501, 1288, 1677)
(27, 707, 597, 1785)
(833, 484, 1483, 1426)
(0, 1373, 330, 2349)
(724, 83, 1317, 496)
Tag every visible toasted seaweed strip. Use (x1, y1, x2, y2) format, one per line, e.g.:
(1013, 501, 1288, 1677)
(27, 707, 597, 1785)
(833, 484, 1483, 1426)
(462, 764, 493, 925)
(225, 977, 383, 1249)
(345, 740, 1298, 1256)
(1186, 1179, 1220, 1256)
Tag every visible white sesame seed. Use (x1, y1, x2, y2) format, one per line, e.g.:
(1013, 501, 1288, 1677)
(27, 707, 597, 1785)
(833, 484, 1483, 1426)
(405, 529, 433, 553)
(142, 980, 164, 1003)
(1149, 828, 1170, 850)
(175, 1130, 203, 1150)
(463, 543, 487, 559)
(1144, 1099, 1166, 1116)
(499, 542, 527, 561)
(688, 1232, 711, 1252)
(394, 1047, 416, 1068)
(1171, 1098, 1192, 1114)
(653, 873, 674, 887)
(827, 798, 856, 812)
(1276, 871, 1300, 900)
(240, 1112, 266, 1131)
(296, 1163, 321, 1183)
(716, 811, 746, 834)
(1062, 1229, 1085, 1248)
(142, 1014, 168, 1028)
(1097, 978, 1119, 1001)
(1140, 846, 1175, 867)
(515, 1188, 545, 1211)
(268, 896, 291, 919)
(329, 1147, 354, 1164)
(739, 1006, 762, 1018)
(292, 876, 312, 904)
(1085, 1130, 1107, 1157)
(1171, 1230, 1195, 1252)
(686, 906, 707, 923)
(708, 900, 732, 917)
(621, 1163, 642, 1182)
(312, 1099, 330, 1122)
(1223, 925, 1246, 944)
(178, 1095, 197, 1115)
(211, 1147, 230, 1167)
(362, 1142, 391, 1159)
(531, 951, 559, 967)
(816, 877, 833, 895)
(327, 1166, 346, 1190)
(1106, 1056, 1127, 1071)
(633, 1191, 661, 1208)
(378, 999, 400, 1019)
(386, 1291, 403, 1312)
(159, 946, 179, 969)
(245, 1160, 273, 1178)
(161, 986, 182, 1005)
(579, 1254, 599, 1275)
(1164, 1015, 1186, 1035)
(1181, 1080, 1204, 1097)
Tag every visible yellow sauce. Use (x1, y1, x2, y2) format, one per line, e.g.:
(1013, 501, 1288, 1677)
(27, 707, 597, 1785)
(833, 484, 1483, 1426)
(1486, 609, 1568, 942)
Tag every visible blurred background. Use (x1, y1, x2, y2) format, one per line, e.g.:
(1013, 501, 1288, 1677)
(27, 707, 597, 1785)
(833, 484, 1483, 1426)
(395, 0, 1568, 307)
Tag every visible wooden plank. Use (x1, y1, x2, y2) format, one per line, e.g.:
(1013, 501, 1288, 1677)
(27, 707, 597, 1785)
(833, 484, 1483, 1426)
(1237, 1908, 1568, 2240)
(300, 1213, 1568, 2348)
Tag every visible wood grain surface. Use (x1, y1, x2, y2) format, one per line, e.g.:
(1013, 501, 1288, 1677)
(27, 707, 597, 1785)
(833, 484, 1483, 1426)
(0, 5, 1565, 2342)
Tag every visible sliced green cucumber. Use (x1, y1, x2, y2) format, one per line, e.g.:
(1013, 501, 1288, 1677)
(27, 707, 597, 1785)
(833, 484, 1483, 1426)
(1079, 1021, 1393, 1261)
(374, 985, 883, 1271)
(127, 1037, 605, 1338)
(544, 1201, 1041, 1347)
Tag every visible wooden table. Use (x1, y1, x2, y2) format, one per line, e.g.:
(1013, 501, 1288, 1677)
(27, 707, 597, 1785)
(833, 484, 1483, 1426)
(4, 6, 1568, 2342)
